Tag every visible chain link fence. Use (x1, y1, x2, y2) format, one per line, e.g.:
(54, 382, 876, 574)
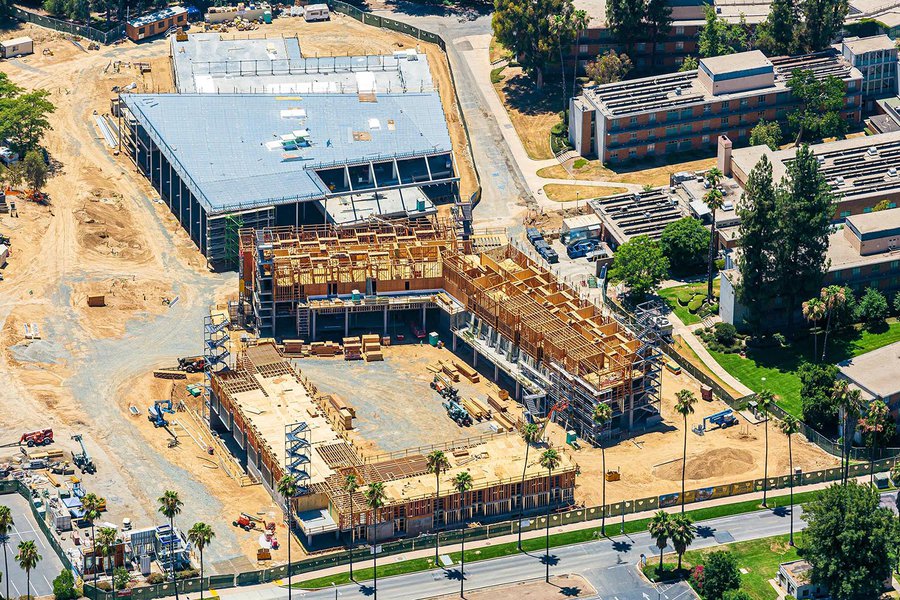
(11, 6, 125, 45)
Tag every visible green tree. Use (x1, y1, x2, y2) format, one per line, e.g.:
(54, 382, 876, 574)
(860, 399, 891, 484)
(832, 381, 864, 484)
(605, 0, 644, 52)
(549, 9, 575, 112)
(800, 481, 899, 599)
(660, 217, 709, 274)
(276, 475, 298, 600)
(187, 523, 214, 600)
(737, 155, 779, 330)
(872, 199, 891, 212)
(698, 6, 747, 57)
(517, 422, 540, 550)
(585, 50, 632, 85)
(157, 490, 183, 600)
(22, 150, 48, 194)
(0, 505, 12, 600)
(800, 0, 850, 52)
(95, 527, 117, 595)
(774, 145, 834, 330)
(755, 0, 798, 55)
(669, 513, 695, 571)
(113, 567, 129, 591)
(756, 390, 774, 507)
(679, 56, 699, 71)
(721, 591, 753, 600)
(364, 482, 386, 599)
(52, 567, 78, 600)
(787, 70, 847, 143)
(894, 291, 900, 315)
(492, 0, 575, 88)
(425, 450, 450, 565)
(453, 471, 473, 597)
(802, 297, 826, 360)
(675, 389, 697, 513)
(81, 493, 104, 600)
(820, 285, 847, 361)
(749, 120, 782, 150)
(540, 449, 561, 582)
(702, 551, 740, 599)
(704, 168, 725, 301)
(648, 511, 672, 571)
(780, 414, 800, 546)
(569, 9, 590, 98)
(644, 0, 672, 68)
(16, 540, 41, 600)
(0, 74, 55, 153)
(855, 286, 888, 330)
(609, 235, 669, 298)
(343, 474, 359, 580)
(799, 362, 839, 432)
(592, 403, 613, 535)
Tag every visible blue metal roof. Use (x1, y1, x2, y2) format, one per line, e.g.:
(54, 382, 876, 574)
(121, 93, 453, 215)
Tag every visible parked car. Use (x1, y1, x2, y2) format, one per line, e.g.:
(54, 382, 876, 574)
(566, 239, 600, 259)
(0, 147, 19, 166)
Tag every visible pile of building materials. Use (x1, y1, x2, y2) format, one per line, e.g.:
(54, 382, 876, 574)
(310, 341, 340, 357)
(315, 393, 356, 431)
(454, 360, 480, 383)
(439, 360, 460, 382)
(283, 339, 304, 355)
(461, 397, 490, 421)
(343, 337, 362, 360)
(362, 334, 383, 362)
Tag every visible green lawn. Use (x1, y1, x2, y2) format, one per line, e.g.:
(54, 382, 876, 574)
(659, 280, 720, 326)
(708, 318, 900, 417)
(295, 491, 822, 590)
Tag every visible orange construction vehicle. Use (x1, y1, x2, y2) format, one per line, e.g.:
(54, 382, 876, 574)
(19, 429, 54, 447)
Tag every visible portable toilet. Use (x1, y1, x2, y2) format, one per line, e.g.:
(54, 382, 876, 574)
(263, 10, 272, 23)
(565, 430, 577, 445)
(428, 332, 439, 346)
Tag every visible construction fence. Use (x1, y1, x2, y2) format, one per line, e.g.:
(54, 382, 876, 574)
(71, 453, 900, 600)
(10, 5, 125, 45)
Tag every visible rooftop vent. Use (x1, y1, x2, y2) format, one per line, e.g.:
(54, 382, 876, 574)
(675, 87, 682, 96)
(867, 146, 878, 156)
(888, 168, 898, 178)
(835, 175, 845, 185)
(723, 201, 734, 211)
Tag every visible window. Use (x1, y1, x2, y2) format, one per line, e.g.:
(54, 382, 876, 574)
(872, 264, 881, 272)
(738, 129, 746, 137)
(649, 113, 657, 123)
(681, 124, 692, 133)
(722, 101, 730, 110)
(630, 116, 638, 125)
(702, 135, 710, 144)
(833, 271, 842, 281)
(852, 267, 861, 276)
(630, 132, 638, 140)
(864, 207, 873, 213)
(840, 211, 851, 218)
(676, 41, 684, 50)
(579, 44, 589, 54)
(848, 80, 856, 90)
(139, 27, 146, 34)
(721, 116, 729, 125)
(629, 149, 637, 157)
(647, 144, 655, 153)
(892, 260, 899, 270)
(758, 111, 766, 120)
(703, 105, 711, 113)
(667, 110, 678, 120)
(676, 26, 684, 34)
(740, 98, 749, 107)
(637, 42, 646, 51)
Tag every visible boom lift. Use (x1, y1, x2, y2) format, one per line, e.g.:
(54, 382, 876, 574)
(71, 434, 97, 474)
(148, 400, 175, 428)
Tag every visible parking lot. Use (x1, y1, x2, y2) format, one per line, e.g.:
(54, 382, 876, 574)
(0, 492, 66, 597)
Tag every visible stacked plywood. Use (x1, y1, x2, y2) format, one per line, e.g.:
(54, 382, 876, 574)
(310, 341, 340, 357)
(487, 393, 509, 414)
(283, 339, 305, 355)
(454, 360, 480, 383)
(493, 411, 516, 432)
(343, 337, 362, 361)
(440, 361, 460, 382)
(462, 398, 487, 421)
(362, 334, 383, 361)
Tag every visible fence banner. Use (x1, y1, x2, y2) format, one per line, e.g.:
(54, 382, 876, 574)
(634, 496, 659, 512)
(658, 493, 679, 508)
(236, 570, 264, 586)
(208, 574, 236, 589)
(730, 480, 754, 495)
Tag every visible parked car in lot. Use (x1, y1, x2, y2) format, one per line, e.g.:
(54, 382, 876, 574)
(566, 238, 600, 259)
(0, 146, 19, 166)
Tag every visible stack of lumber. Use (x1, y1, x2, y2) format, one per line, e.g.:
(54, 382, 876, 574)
(310, 341, 340, 357)
(283, 339, 305, 355)
(462, 398, 488, 421)
(493, 411, 516, 432)
(343, 337, 362, 361)
(487, 393, 509, 414)
(498, 389, 510, 401)
(426, 362, 442, 374)
(362, 334, 383, 362)
(440, 361, 460, 382)
(454, 360, 480, 383)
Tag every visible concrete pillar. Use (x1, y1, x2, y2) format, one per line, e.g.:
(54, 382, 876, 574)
(628, 391, 635, 429)
(494, 363, 499, 382)
(383, 306, 388, 335)
(452, 333, 457, 351)
(345, 311, 349, 337)
(473, 347, 478, 368)
(421, 305, 426, 333)
(311, 311, 317, 341)
(515, 380, 521, 400)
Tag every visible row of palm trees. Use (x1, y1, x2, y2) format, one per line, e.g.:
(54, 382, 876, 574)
(802, 284, 847, 362)
(0, 505, 43, 600)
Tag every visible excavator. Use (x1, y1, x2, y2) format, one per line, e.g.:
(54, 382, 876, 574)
(71, 434, 96, 474)
(148, 399, 175, 428)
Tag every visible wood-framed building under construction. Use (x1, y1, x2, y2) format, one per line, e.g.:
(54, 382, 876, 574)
(237, 218, 662, 443)
(208, 342, 577, 546)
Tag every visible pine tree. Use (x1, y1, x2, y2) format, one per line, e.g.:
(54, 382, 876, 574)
(644, 0, 672, 69)
(737, 156, 778, 330)
(605, 0, 644, 52)
(757, 0, 797, 55)
(800, 0, 850, 52)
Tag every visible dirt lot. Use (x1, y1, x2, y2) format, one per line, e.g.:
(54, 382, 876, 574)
(427, 574, 595, 599)
(542, 184, 627, 202)
(537, 156, 718, 187)
(548, 365, 839, 507)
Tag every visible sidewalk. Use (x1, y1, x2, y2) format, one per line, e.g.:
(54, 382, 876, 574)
(669, 311, 754, 397)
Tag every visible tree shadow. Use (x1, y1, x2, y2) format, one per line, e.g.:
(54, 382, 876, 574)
(443, 568, 465, 581)
(540, 553, 560, 567)
(357, 583, 376, 596)
(695, 525, 715, 539)
(612, 539, 632, 553)
(500, 72, 566, 118)
(552, 585, 585, 597)
(772, 505, 790, 517)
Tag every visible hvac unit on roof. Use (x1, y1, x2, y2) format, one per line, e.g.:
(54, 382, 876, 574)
(674, 87, 682, 96)
(816, 155, 825, 164)
(835, 176, 845, 185)
(888, 168, 898, 177)
(867, 146, 878, 156)
(723, 201, 734, 211)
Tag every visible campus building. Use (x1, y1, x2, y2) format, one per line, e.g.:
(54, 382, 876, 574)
(840, 35, 899, 109)
(125, 6, 188, 42)
(569, 49, 863, 162)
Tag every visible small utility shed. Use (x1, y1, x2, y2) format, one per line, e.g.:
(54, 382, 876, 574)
(561, 213, 602, 243)
(0, 37, 33, 58)
(837, 340, 900, 426)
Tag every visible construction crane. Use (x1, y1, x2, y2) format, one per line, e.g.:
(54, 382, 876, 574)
(538, 399, 570, 438)
(148, 400, 175, 428)
(71, 434, 96, 474)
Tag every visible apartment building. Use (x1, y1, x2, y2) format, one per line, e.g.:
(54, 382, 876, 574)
(569, 49, 863, 163)
(841, 35, 899, 109)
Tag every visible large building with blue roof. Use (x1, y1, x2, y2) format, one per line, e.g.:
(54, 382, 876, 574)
(120, 91, 457, 264)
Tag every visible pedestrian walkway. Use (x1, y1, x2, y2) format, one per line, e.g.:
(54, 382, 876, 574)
(669, 311, 754, 397)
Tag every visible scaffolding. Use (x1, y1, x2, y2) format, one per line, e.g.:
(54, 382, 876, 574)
(224, 214, 244, 269)
(203, 310, 230, 421)
(285, 422, 312, 496)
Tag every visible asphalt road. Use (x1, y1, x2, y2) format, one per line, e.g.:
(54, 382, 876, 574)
(0, 492, 66, 598)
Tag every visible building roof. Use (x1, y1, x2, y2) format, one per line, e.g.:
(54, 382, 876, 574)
(869, 114, 900, 134)
(781, 560, 813, 585)
(731, 130, 900, 206)
(845, 208, 900, 237)
(128, 6, 187, 28)
(838, 340, 900, 400)
(562, 213, 602, 232)
(842, 34, 896, 54)
(1, 37, 32, 46)
(591, 187, 684, 245)
(121, 92, 453, 215)
(319, 187, 436, 227)
(700, 50, 772, 77)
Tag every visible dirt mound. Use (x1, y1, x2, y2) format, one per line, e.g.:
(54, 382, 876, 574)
(653, 448, 755, 482)
(70, 277, 173, 339)
(74, 188, 150, 262)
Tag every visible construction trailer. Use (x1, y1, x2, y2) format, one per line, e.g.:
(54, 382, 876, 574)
(237, 220, 661, 441)
(208, 342, 577, 546)
(0, 37, 33, 58)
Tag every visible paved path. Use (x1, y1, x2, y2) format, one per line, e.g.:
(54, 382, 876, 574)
(668, 311, 754, 397)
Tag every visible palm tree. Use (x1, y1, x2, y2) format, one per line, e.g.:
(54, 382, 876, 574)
(364, 482, 386, 600)
(675, 389, 697, 512)
(830, 379, 851, 481)
(704, 187, 725, 302)
(0, 505, 13, 600)
(780, 415, 800, 546)
(276, 474, 299, 600)
(540, 449, 561, 583)
(648, 511, 672, 572)
(81, 492, 104, 599)
(570, 10, 589, 99)
(426, 450, 451, 566)
(518, 422, 540, 551)
(343, 474, 359, 581)
(860, 399, 891, 484)
(15, 540, 41, 600)
(95, 527, 118, 595)
(157, 490, 183, 600)
(802, 297, 826, 361)
(549, 9, 573, 113)
(669, 513, 695, 571)
(453, 471, 474, 598)
(756, 390, 774, 507)
(187, 523, 215, 600)
(820, 285, 846, 362)
(592, 403, 613, 534)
